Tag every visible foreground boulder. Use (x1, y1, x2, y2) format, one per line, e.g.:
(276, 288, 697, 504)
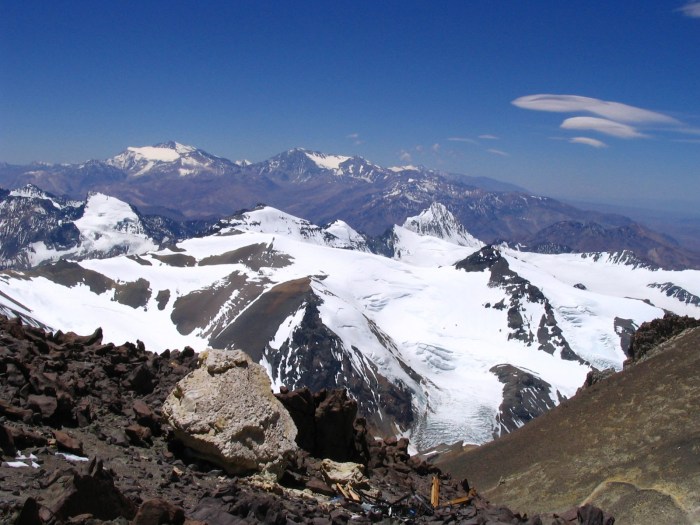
(162, 349, 298, 479)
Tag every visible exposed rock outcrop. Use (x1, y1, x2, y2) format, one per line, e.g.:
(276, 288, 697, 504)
(162, 348, 298, 478)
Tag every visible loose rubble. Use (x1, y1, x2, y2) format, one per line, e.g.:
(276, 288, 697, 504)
(0, 315, 614, 523)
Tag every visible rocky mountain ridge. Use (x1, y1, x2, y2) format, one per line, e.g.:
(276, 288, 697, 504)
(0, 185, 214, 269)
(0, 315, 614, 524)
(2, 141, 697, 269)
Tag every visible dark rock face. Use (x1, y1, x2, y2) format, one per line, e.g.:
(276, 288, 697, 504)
(490, 364, 558, 439)
(627, 312, 700, 363)
(264, 292, 415, 433)
(42, 458, 137, 521)
(275, 387, 367, 463)
(613, 317, 637, 358)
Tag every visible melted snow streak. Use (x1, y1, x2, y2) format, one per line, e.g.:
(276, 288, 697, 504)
(0, 205, 698, 449)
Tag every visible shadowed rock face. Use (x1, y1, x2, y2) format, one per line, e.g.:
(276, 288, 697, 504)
(435, 321, 700, 525)
(490, 364, 558, 439)
(263, 291, 415, 435)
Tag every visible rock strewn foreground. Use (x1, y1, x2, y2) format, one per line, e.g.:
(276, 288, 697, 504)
(0, 315, 613, 524)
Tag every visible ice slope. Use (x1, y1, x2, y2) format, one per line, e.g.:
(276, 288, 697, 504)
(1, 205, 698, 449)
(215, 207, 370, 251)
(27, 193, 157, 266)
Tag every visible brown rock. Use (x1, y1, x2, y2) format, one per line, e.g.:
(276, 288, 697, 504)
(125, 423, 152, 447)
(27, 393, 58, 420)
(54, 429, 84, 455)
(305, 477, 336, 496)
(15, 497, 41, 525)
(44, 457, 136, 521)
(133, 498, 185, 525)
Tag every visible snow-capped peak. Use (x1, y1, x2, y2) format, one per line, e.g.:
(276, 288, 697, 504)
(105, 142, 232, 178)
(303, 151, 351, 171)
(403, 203, 483, 248)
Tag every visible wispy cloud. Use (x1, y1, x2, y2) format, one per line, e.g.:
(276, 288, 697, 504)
(447, 137, 477, 144)
(512, 94, 679, 124)
(487, 148, 510, 157)
(678, 1, 700, 17)
(399, 150, 412, 162)
(478, 134, 499, 140)
(560, 117, 646, 138)
(346, 132, 363, 145)
(431, 143, 440, 153)
(569, 137, 608, 148)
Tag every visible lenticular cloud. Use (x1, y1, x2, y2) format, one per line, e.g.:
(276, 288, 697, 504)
(561, 117, 646, 139)
(512, 94, 678, 125)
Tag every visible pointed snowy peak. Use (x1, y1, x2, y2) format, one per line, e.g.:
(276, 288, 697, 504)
(403, 203, 483, 248)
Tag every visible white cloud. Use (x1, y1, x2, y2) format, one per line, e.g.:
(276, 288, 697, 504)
(560, 117, 647, 139)
(478, 134, 499, 140)
(678, 1, 700, 17)
(569, 137, 608, 148)
(447, 137, 477, 143)
(346, 132, 363, 145)
(399, 150, 412, 162)
(487, 148, 510, 157)
(512, 94, 679, 125)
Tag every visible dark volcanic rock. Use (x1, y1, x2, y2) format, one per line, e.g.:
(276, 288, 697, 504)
(43, 458, 137, 521)
(0, 314, 615, 524)
(490, 364, 558, 439)
(627, 312, 700, 363)
(275, 387, 365, 463)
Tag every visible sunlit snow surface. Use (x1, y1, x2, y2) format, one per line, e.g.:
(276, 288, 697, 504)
(1, 206, 698, 448)
(26, 193, 157, 266)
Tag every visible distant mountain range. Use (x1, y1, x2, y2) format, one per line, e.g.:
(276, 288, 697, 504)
(1, 141, 699, 269)
(1, 200, 698, 449)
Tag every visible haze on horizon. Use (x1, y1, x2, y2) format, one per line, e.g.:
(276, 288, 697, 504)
(1, 1, 699, 214)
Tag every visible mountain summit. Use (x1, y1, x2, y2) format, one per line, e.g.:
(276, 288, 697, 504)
(106, 141, 238, 177)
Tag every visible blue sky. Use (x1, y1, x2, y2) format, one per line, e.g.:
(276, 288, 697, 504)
(1, 1, 699, 212)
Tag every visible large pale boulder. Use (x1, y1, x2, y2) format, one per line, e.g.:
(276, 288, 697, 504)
(162, 349, 298, 478)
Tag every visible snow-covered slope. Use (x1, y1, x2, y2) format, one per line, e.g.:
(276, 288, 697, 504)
(0, 205, 698, 450)
(0, 186, 203, 269)
(213, 206, 370, 251)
